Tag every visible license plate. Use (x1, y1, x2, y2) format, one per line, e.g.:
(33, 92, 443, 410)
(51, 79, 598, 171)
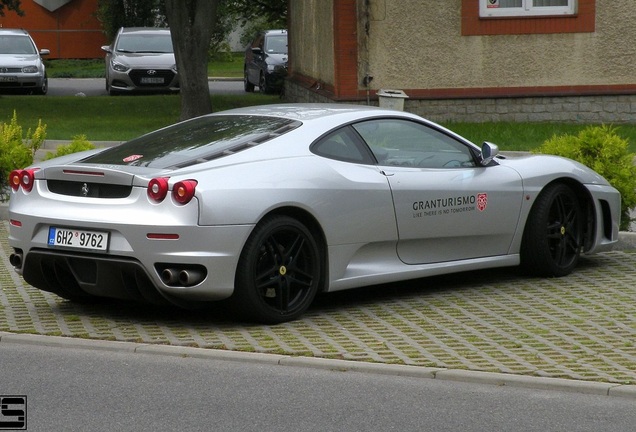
(48, 227, 109, 251)
(140, 77, 164, 84)
(0, 76, 18, 82)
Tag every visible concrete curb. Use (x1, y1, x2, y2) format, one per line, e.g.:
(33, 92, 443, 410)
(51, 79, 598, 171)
(2, 332, 635, 399)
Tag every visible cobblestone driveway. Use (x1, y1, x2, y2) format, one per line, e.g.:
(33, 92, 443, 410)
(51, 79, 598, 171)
(2, 221, 635, 384)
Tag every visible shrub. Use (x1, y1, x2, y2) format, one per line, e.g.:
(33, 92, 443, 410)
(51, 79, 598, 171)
(44, 135, 95, 160)
(534, 125, 636, 231)
(0, 111, 46, 202)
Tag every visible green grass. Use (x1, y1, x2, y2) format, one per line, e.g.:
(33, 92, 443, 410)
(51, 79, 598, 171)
(46, 59, 106, 78)
(45, 53, 245, 79)
(0, 93, 279, 141)
(208, 52, 244, 78)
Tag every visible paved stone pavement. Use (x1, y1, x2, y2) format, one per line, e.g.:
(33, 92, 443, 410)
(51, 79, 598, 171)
(2, 221, 636, 390)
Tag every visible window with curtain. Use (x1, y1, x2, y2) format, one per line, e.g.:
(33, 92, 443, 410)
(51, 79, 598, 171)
(480, 0, 575, 17)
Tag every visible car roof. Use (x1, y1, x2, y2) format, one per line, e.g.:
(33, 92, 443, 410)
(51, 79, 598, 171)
(118, 27, 171, 35)
(219, 103, 420, 124)
(263, 29, 287, 36)
(0, 29, 30, 36)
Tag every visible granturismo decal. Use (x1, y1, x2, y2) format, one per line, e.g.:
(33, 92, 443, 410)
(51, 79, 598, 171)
(411, 194, 487, 218)
(412, 195, 476, 211)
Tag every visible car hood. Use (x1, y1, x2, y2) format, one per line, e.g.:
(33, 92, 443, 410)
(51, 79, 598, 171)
(112, 52, 175, 67)
(0, 54, 41, 66)
(266, 53, 288, 66)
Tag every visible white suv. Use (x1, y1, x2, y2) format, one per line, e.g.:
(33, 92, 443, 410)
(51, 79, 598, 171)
(0, 29, 49, 95)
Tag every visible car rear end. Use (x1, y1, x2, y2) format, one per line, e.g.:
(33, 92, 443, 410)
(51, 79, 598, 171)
(7, 164, 248, 305)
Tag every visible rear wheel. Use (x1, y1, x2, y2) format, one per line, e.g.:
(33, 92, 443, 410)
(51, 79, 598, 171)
(521, 183, 583, 277)
(244, 67, 255, 92)
(230, 215, 322, 323)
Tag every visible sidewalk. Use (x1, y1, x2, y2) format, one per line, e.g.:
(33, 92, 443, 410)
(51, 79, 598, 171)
(1, 219, 635, 396)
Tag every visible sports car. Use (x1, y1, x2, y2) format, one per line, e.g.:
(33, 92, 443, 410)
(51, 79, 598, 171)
(7, 104, 621, 323)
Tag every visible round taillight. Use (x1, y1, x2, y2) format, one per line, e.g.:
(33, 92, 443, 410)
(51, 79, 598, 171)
(9, 170, 22, 191)
(20, 169, 35, 192)
(9, 169, 36, 192)
(147, 177, 169, 202)
(172, 180, 197, 205)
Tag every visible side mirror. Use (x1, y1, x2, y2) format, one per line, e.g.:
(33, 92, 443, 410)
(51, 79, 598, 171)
(101, 45, 112, 54)
(480, 141, 499, 166)
(251, 47, 263, 56)
(39, 49, 50, 56)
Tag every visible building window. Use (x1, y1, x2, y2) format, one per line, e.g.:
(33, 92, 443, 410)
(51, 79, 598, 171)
(480, 0, 576, 18)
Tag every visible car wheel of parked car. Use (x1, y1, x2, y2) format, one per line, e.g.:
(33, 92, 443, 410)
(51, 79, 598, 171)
(38, 74, 48, 95)
(231, 215, 322, 323)
(521, 183, 582, 277)
(244, 67, 255, 92)
(258, 72, 269, 94)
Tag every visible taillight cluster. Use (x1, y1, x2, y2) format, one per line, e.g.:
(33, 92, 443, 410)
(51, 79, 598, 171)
(9, 169, 38, 193)
(147, 177, 197, 205)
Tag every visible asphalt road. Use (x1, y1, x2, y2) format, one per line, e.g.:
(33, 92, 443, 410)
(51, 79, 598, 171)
(46, 77, 244, 96)
(1, 341, 635, 432)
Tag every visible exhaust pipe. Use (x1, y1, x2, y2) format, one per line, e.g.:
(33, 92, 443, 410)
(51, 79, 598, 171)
(178, 269, 205, 286)
(9, 252, 23, 269)
(160, 268, 179, 285)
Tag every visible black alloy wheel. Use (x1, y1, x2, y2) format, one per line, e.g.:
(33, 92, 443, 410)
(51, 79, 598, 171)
(232, 215, 322, 323)
(521, 183, 583, 277)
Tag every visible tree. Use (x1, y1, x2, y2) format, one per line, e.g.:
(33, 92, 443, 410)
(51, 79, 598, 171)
(0, 0, 23, 16)
(96, 0, 164, 41)
(226, 0, 287, 28)
(164, 0, 220, 120)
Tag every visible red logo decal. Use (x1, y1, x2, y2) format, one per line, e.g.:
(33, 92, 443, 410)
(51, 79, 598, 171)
(123, 154, 143, 163)
(477, 193, 488, 212)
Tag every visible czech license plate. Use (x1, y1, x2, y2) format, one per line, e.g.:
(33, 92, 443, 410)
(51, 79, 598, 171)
(140, 77, 164, 84)
(0, 76, 18, 82)
(48, 227, 109, 251)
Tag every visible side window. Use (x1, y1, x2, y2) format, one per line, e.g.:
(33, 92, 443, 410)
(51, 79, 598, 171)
(312, 128, 371, 164)
(352, 119, 476, 169)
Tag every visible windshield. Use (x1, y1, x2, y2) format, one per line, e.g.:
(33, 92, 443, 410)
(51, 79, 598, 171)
(80, 115, 301, 168)
(0, 36, 36, 55)
(265, 35, 287, 54)
(116, 33, 174, 53)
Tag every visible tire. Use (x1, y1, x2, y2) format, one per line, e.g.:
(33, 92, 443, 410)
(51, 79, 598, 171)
(230, 215, 322, 323)
(258, 72, 268, 94)
(35, 74, 47, 95)
(244, 67, 255, 92)
(521, 183, 583, 277)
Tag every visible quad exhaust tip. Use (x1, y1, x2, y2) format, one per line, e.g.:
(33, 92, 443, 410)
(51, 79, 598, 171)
(160, 266, 206, 287)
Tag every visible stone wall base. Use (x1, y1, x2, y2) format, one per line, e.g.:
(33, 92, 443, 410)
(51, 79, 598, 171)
(285, 81, 636, 124)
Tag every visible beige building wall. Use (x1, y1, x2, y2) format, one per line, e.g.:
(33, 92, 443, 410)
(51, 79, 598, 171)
(288, 0, 335, 86)
(363, 0, 636, 91)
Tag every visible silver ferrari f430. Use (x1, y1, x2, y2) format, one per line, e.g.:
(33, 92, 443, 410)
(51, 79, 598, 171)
(7, 104, 621, 323)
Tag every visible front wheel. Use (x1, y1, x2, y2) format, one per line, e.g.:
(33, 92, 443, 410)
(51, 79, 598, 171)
(244, 67, 255, 92)
(230, 215, 322, 323)
(521, 183, 583, 277)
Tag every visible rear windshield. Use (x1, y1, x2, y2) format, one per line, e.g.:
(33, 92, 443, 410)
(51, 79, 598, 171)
(80, 115, 301, 168)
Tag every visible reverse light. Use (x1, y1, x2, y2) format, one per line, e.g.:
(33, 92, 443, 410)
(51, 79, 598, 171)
(147, 177, 169, 202)
(172, 180, 197, 205)
(9, 169, 37, 192)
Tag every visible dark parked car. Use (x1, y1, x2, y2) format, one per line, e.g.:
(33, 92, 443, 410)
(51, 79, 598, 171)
(244, 29, 288, 94)
(0, 28, 49, 94)
(101, 27, 179, 96)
